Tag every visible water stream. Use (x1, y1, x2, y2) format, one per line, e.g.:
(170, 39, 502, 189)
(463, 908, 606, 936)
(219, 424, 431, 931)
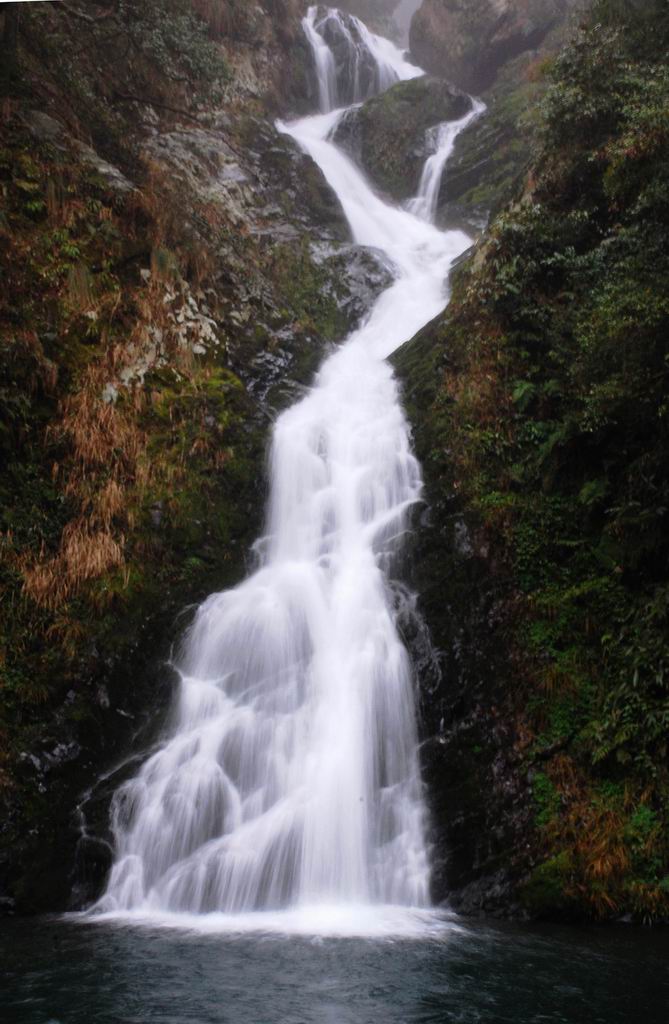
(92, 5, 478, 936)
(407, 98, 486, 222)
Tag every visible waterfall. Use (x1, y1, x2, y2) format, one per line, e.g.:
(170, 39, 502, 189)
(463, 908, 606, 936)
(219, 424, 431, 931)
(94, 7, 479, 936)
(407, 99, 486, 223)
(302, 7, 338, 113)
(303, 4, 422, 111)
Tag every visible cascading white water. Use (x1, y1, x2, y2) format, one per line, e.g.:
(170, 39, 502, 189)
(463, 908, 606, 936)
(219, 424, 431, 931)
(94, 8, 479, 936)
(302, 7, 338, 112)
(303, 4, 421, 111)
(407, 99, 486, 223)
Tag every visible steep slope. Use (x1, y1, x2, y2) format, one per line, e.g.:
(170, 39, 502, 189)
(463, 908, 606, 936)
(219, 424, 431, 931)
(396, 0, 669, 921)
(0, 0, 393, 913)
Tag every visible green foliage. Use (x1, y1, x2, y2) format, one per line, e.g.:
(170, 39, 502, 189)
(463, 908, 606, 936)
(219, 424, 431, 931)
(116, 0, 228, 97)
(595, 0, 669, 30)
(420, 0, 669, 919)
(533, 772, 560, 829)
(593, 586, 669, 774)
(521, 851, 576, 918)
(17, 1, 228, 167)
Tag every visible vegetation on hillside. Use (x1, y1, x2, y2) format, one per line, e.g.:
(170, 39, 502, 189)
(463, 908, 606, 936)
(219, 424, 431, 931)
(408, 0, 669, 920)
(0, 0, 350, 911)
(2, 2, 227, 143)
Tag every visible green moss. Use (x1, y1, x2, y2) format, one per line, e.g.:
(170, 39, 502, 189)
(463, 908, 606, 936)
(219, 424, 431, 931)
(336, 77, 470, 200)
(533, 772, 561, 829)
(521, 852, 577, 918)
(269, 238, 348, 342)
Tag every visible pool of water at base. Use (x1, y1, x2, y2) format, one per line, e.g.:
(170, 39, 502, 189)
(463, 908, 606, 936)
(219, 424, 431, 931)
(1, 913, 668, 1024)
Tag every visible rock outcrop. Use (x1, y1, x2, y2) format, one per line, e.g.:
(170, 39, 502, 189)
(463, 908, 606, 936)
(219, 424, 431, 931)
(410, 0, 574, 92)
(394, 323, 533, 918)
(334, 76, 470, 200)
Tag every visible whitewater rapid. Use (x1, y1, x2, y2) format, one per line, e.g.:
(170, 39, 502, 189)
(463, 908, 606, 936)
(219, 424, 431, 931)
(92, 5, 480, 937)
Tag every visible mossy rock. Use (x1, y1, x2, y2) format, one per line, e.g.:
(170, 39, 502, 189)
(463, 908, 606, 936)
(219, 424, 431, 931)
(333, 76, 471, 200)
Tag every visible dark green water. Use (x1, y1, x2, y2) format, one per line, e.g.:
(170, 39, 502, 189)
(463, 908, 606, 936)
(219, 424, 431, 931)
(2, 916, 668, 1023)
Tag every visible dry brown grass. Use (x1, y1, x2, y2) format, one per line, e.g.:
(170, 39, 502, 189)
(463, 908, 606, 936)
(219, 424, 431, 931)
(95, 478, 125, 530)
(22, 352, 148, 608)
(22, 520, 125, 610)
(15, 142, 227, 612)
(539, 757, 660, 917)
(192, 0, 240, 39)
(67, 261, 94, 311)
(126, 158, 170, 247)
(45, 615, 89, 660)
(20, 282, 204, 610)
(573, 804, 630, 914)
(57, 376, 144, 473)
(45, 174, 90, 231)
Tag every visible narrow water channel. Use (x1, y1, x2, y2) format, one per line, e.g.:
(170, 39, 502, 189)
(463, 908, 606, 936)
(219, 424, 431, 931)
(93, 5, 477, 933)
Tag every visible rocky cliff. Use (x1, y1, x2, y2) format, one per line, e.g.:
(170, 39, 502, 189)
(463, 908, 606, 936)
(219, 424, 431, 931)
(410, 0, 579, 92)
(396, 0, 669, 922)
(0, 0, 393, 914)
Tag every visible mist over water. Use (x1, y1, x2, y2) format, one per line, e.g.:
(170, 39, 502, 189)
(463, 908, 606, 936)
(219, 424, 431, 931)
(394, 0, 424, 44)
(93, 5, 477, 936)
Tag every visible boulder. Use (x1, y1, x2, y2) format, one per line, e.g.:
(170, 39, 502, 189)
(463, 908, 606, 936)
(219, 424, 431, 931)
(333, 75, 470, 200)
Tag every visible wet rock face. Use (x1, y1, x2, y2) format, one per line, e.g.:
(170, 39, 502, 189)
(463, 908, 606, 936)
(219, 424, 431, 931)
(134, 112, 352, 412)
(432, 114, 507, 231)
(432, 79, 536, 234)
(203, 0, 314, 117)
(411, 501, 532, 918)
(393, 327, 533, 918)
(333, 76, 470, 200)
(410, 0, 572, 92)
(1, 661, 181, 915)
(311, 241, 395, 327)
